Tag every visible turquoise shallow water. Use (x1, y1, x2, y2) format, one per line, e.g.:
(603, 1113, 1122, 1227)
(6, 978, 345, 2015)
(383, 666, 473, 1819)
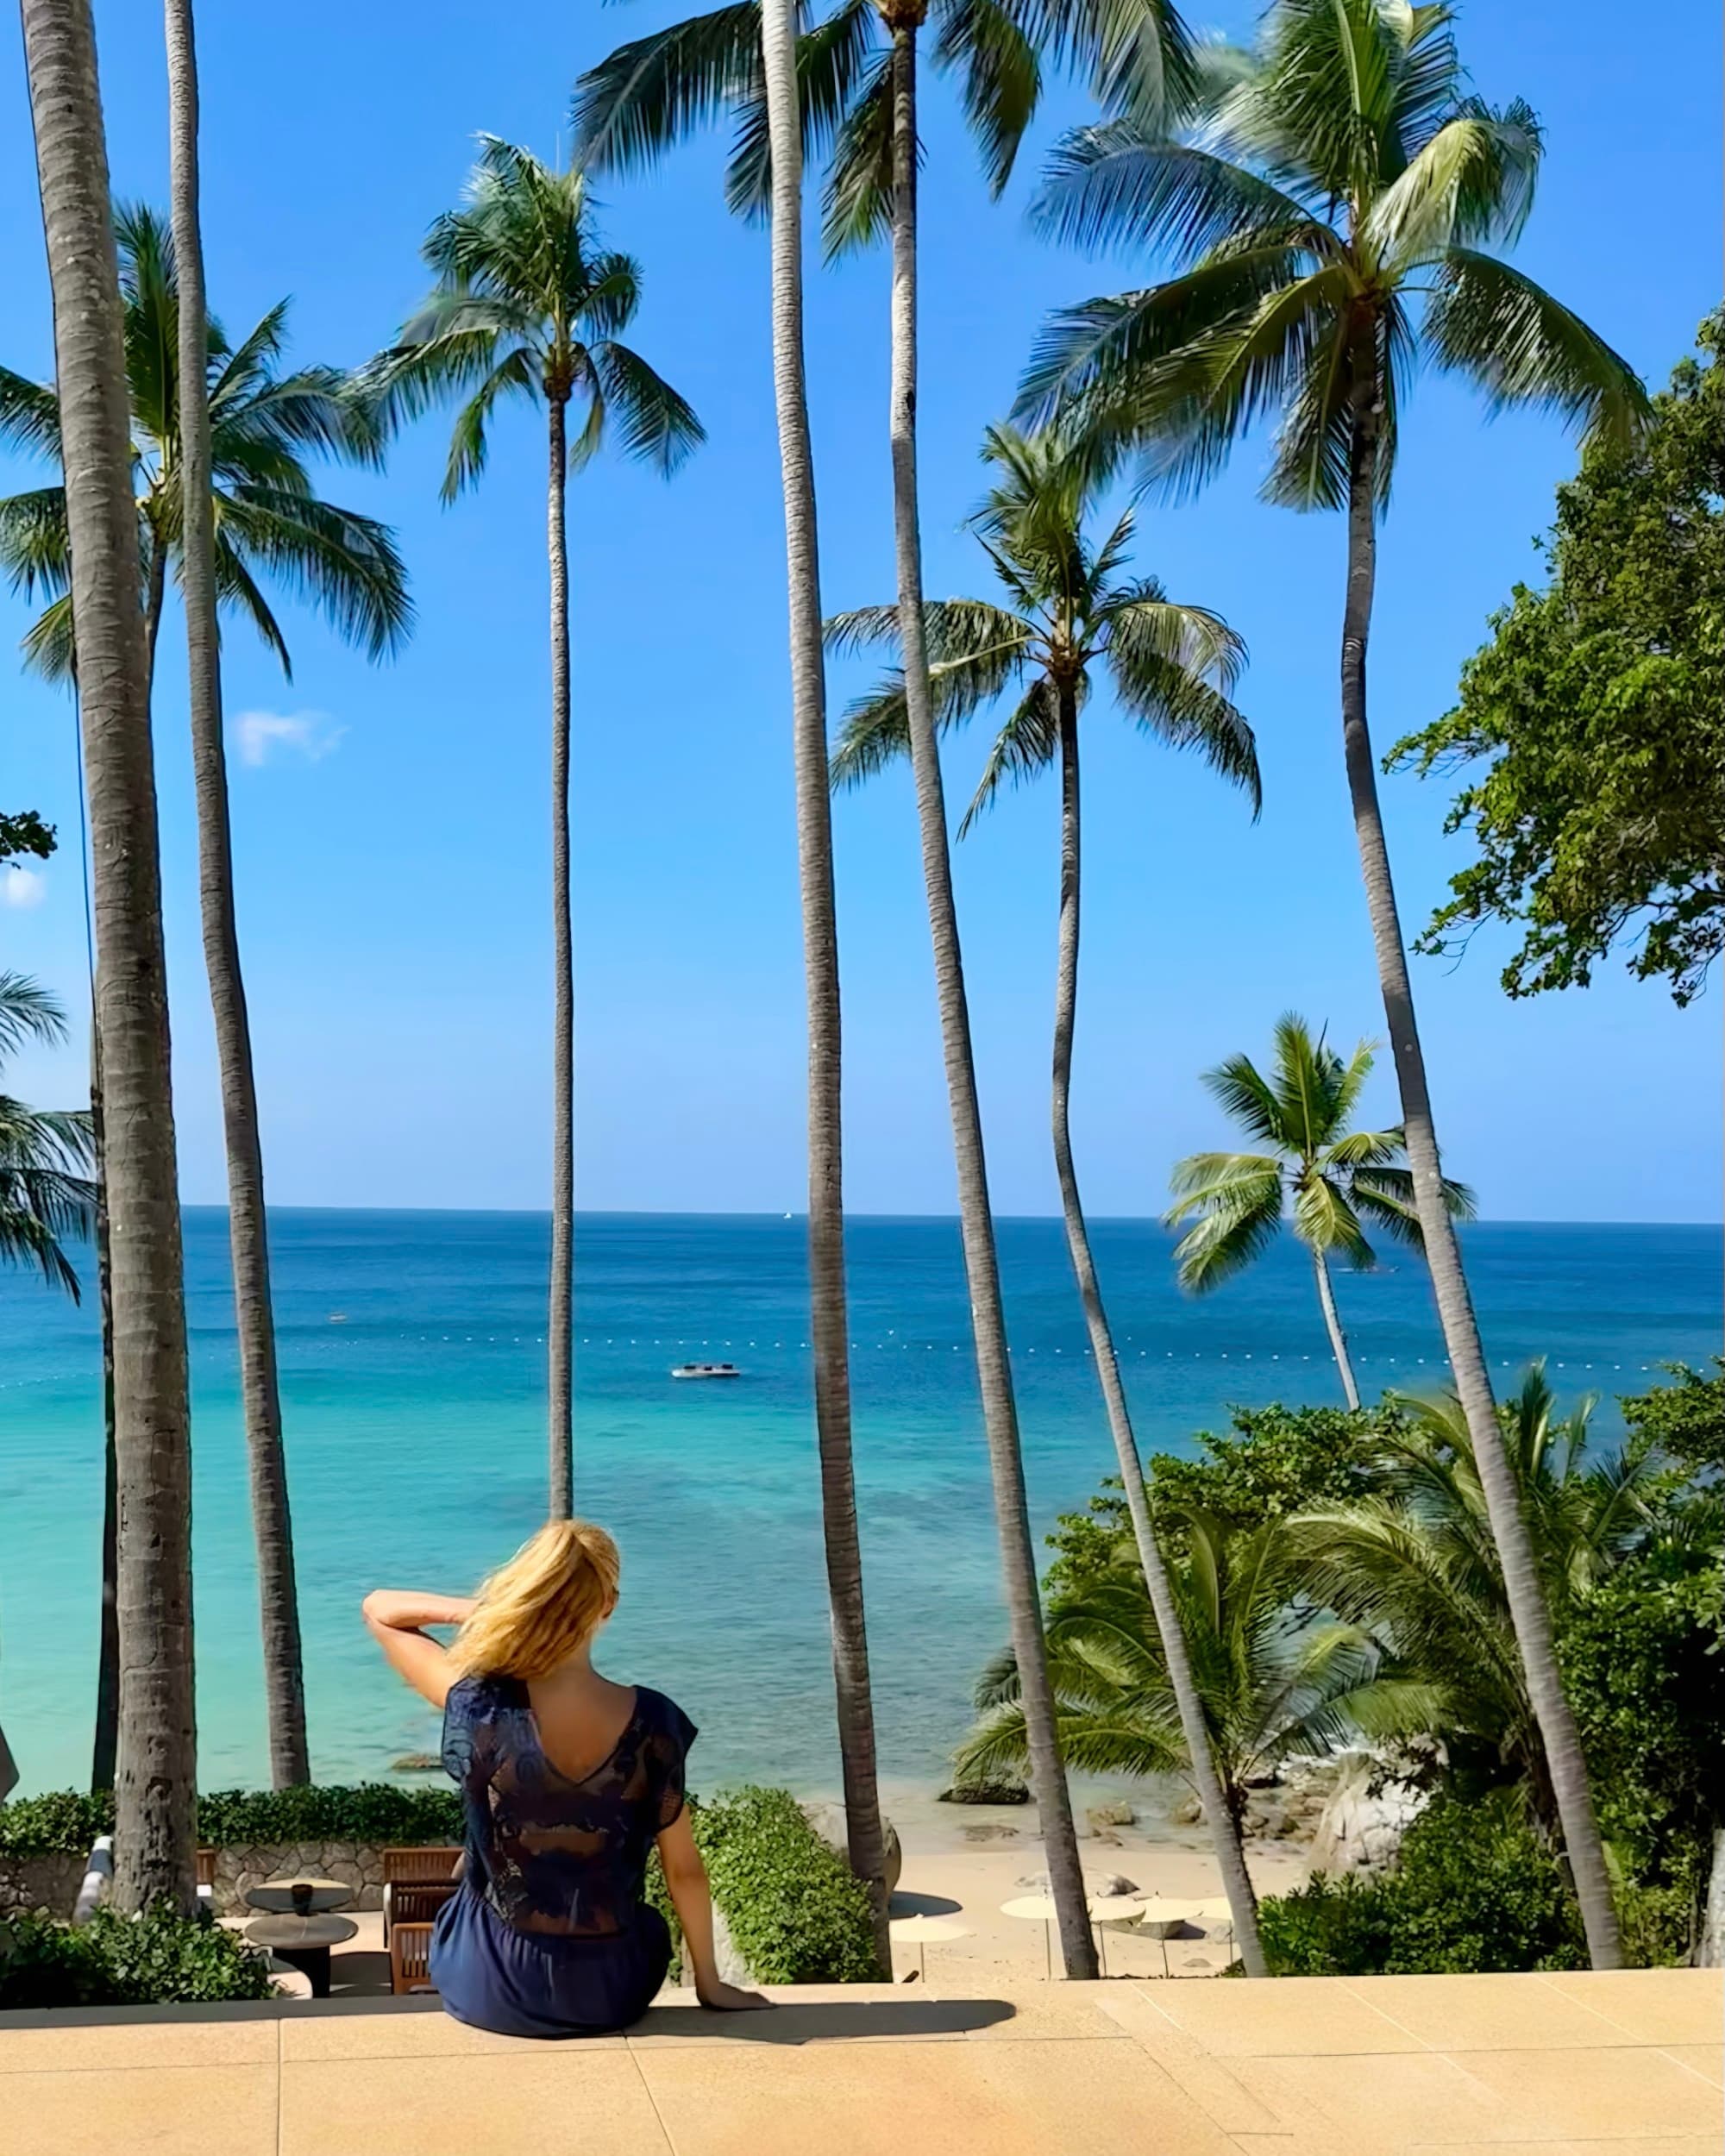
(1, 1208, 1719, 1801)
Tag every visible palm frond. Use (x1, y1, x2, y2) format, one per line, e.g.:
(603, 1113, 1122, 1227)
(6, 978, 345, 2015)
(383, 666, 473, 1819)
(821, 50, 898, 260)
(0, 367, 63, 459)
(1364, 97, 1543, 260)
(0, 488, 71, 601)
(0, 973, 70, 1056)
(1292, 1168, 1376, 1269)
(216, 488, 412, 660)
(1422, 248, 1649, 452)
(935, 0, 1042, 197)
(1166, 1161, 1284, 1291)
(959, 674, 1059, 833)
(1197, 1048, 1288, 1148)
(572, 3, 763, 176)
(724, 0, 879, 217)
(1030, 119, 1325, 260)
(590, 342, 706, 474)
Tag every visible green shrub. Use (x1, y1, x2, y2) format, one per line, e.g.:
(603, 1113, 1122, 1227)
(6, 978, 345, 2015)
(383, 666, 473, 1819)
(1259, 1794, 1587, 1977)
(649, 1788, 880, 1984)
(194, 1783, 461, 1848)
(0, 1905, 274, 2009)
(1259, 1871, 1396, 1977)
(0, 1790, 114, 1861)
(0, 1784, 461, 1861)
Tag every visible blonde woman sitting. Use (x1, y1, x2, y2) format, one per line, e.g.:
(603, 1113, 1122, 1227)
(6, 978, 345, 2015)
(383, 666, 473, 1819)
(363, 1520, 768, 2036)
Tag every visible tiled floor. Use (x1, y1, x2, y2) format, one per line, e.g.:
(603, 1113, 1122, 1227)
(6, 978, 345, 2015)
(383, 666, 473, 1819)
(0, 1968, 1716, 2154)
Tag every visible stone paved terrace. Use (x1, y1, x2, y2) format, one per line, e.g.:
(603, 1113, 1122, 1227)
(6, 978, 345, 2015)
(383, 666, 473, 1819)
(0, 1967, 1717, 2155)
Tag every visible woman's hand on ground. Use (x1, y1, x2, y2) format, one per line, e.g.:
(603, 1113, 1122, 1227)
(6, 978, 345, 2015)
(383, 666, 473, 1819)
(696, 1979, 773, 2012)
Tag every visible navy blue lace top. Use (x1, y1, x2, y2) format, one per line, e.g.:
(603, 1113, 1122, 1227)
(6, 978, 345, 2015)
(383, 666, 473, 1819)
(441, 1676, 696, 1938)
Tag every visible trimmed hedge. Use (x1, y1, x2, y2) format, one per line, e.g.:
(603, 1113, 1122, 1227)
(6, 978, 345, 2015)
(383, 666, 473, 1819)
(0, 1905, 275, 2009)
(0, 1784, 462, 1861)
(3, 1782, 880, 1989)
(649, 1787, 881, 1984)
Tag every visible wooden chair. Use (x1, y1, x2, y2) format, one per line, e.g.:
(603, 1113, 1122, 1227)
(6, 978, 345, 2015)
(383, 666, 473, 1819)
(389, 1921, 437, 1996)
(196, 1848, 216, 1909)
(381, 1846, 461, 1943)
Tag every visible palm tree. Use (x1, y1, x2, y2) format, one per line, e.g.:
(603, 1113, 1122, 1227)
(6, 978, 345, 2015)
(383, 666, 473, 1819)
(758, 0, 893, 1967)
(19, 0, 198, 1915)
(1166, 1015, 1475, 1408)
(1020, 0, 1647, 1966)
(1291, 1365, 1659, 1829)
(164, 0, 311, 1792)
(0, 205, 406, 687)
(371, 139, 701, 1520)
(0, 973, 97, 1298)
(578, 0, 1200, 1994)
(830, 421, 1272, 1969)
(0, 204, 410, 1794)
(957, 1511, 1436, 1835)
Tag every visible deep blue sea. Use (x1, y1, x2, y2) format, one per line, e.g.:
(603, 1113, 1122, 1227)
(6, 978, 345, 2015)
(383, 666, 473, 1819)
(1, 1210, 1719, 1802)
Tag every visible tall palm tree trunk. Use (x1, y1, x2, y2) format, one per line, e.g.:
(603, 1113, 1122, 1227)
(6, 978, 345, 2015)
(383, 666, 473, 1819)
(142, 538, 166, 692)
(1051, 691, 1267, 1977)
(1342, 401, 1621, 1968)
(165, 0, 309, 1789)
(883, 16, 1095, 1981)
(22, 0, 198, 1914)
(1310, 1246, 1360, 1410)
(761, 0, 892, 1969)
(89, 1030, 119, 1792)
(547, 389, 574, 1520)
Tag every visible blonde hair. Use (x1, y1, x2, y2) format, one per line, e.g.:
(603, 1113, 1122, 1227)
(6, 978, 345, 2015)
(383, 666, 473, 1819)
(447, 1520, 621, 1681)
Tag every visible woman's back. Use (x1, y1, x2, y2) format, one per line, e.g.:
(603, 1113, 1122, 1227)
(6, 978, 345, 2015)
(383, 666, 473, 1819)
(444, 1675, 696, 1939)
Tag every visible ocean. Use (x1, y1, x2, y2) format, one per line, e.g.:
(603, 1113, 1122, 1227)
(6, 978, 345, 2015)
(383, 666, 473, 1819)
(1, 1209, 1719, 1804)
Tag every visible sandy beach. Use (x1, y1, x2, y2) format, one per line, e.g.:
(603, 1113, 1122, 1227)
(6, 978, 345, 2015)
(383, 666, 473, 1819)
(882, 1789, 1312, 1983)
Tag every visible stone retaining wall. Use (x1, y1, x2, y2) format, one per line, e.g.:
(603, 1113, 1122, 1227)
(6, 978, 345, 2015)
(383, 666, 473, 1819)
(0, 1841, 437, 1918)
(0, 1852, 85, 1918)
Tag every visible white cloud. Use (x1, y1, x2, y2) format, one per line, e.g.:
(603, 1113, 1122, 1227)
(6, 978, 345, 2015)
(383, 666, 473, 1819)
(1, 867, 46, 910)
(231, 711, 346, 768)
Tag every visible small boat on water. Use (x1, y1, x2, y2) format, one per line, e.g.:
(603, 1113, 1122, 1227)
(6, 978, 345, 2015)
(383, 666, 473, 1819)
(670, 1362, 742, 1381)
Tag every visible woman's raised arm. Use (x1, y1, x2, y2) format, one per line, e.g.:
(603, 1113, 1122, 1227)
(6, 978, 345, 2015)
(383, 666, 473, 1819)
(361, 1589, 475, 1708)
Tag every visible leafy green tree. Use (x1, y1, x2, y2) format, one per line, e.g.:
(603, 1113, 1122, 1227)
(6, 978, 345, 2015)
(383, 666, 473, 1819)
(1391, 314, 1725, 1006)
(1166, 1015, 1474, 1407)
(831, 417, 1264, 1960)
(1291, 1366, 1659, 1827)
(577, 0, 1202, 1986)
(1560, 1550, 1725, 1902)
(0, 973, 96, 1300)
(1620, 1359, 1725, 1478)
(958, 1511, 1435, 1829)
(1022, 0, 1647, 1966)
(372, 139, 702, 1520)
(0, 811, 54, 868)
(1045, 1402, 1403, 1598)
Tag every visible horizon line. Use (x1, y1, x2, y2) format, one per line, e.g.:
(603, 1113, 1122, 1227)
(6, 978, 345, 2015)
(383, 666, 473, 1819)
(174, 1203, 1725, 1232)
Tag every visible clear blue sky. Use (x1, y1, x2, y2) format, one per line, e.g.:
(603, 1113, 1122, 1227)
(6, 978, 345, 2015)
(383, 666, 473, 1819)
(2, 1, 1720, 1221)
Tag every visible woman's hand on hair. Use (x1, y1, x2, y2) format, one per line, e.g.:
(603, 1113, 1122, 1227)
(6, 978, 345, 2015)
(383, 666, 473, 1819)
(361, 1590, 472, 1708)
